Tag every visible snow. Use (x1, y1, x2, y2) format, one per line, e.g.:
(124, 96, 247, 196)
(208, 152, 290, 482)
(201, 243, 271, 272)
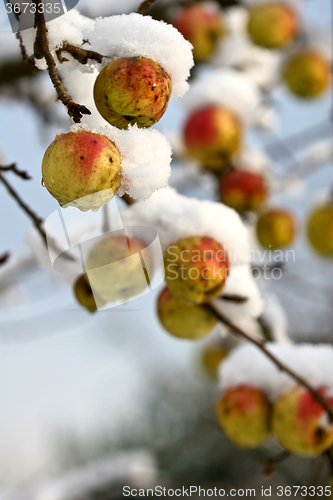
(121, 187, 250, 265)
(181, 68, 262, 125)
(21, 10, 95, 71)
(213, 263, 264, 319)
(87, 13, 194, 99)
(211, 7, 283, 90)
(219, 343, 333, 401)
(81, 0, 143, 17)
(63, 122, 172, 202)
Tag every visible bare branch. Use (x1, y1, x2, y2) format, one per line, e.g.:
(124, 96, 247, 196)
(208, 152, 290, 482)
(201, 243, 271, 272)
(221, 294, 248, 304)
(0, 163, 31, 180)
(56, 43, 104, 65)
(0, 172, 47, 244)
(32, 1, 91, 123)
(206, 303, 333, 421)
(262, 451, 290, 478)
(138, 0, 157, 15)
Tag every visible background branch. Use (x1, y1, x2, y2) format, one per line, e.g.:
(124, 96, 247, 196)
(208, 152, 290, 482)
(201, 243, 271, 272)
(206, 303, 333, 421)
(0, 172, 47, 244)
(138, 0, 157, 15)
(0, 163, 31, 180)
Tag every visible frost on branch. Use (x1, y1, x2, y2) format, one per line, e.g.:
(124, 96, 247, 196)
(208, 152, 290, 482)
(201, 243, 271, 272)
(219, 343, 333, 402)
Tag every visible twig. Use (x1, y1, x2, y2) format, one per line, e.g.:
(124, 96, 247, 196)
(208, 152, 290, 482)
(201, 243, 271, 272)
(16, 32, 37, 68)
(0, 163, 31, 180)
(206, 303, 333, 421)
(0, 172, 47, 244)
(262, 451, 290, 478)
(102, 204, 110, 233)
(138, 0, 157, 14)
(120, 193, 135, 205)
(0, 252, 10, 267)
(32, 1, 91, 123)
(56, 43, 104, 65)
(0, 172, 75, 262)
(221, 294, 248, 303)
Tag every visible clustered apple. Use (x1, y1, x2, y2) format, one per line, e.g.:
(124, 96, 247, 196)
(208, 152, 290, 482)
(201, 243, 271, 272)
(73, 273, 105, 313)
(216, 384, 333, 456)
(284, 50, 330, 99)
(86, 234, 151, 302)
(200, 340, 230, 379)
(219, 169, 268, 213)
(42, 130, 122, 211)
(306, 202, 333, 257)
(216, 386, 271, 448)
(172, 2, 225, 63)
(94, 57, 172, 129)
(247, 1, 299, 49)
(183, 105, 242, 172)
(157, 287, 218, 340)
(272, 387, 333, 456)
(164, 235, 229, 304)
(256, 208, 296, 250)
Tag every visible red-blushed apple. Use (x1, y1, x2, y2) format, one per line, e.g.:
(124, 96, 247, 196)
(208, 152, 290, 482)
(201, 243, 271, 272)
(200, 340, 230, 379)
(94, 57, 172, 130)
(86, 234, 151, 302)
(256, 208, 296, 250)
(183, 105, 242, 172)
(306, 202, 333, 257)
(220, 169, 268, 213)
(74, 274, 105, 313)
(247, 1, 299, 49)
(216, 386, 271, 448)
(272, 386, 333, 457)
(284, 50, 330, 99)
(164, 235, 229, 304)
(173, 2, 225, 62)
(157, 287, 218, 340)
(42, 130, 122, 211)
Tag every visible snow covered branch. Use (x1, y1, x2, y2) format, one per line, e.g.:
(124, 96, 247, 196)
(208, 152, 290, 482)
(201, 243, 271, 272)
(207, 302, 333, 421)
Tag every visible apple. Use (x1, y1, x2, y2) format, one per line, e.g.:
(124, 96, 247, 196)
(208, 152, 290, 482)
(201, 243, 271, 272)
(307, 202, 333, 257)
(94, 57, 172, 130)
(247, 1, 299, 49)
(216, 386, 271, 448)
(164, 235, 229, 304)
(183, 105, 242, 172)
(173, 2, 224, 63)
(42, 130, 122, 211)
(284, 50, 330, 99)
(86, 234, 151, 302)
(220, 169, 268, 213)
(200, 340, 230, 379)
(256, 208, 296, 250)
(157, 287, 218, 340)
(73, 274, 104, 313)
(272, 386, 333, 457)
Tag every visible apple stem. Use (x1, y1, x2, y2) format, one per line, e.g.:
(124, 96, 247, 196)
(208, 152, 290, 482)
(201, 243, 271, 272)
(206, 302, 333, 421)
(137, 0, 157, 15)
